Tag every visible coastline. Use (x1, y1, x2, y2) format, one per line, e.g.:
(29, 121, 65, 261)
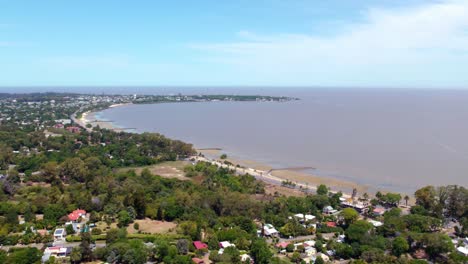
(78, 104, 406, 199)
(78, 103, 134, 132)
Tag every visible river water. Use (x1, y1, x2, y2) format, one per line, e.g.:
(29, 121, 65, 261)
(98, 88, 468, 193)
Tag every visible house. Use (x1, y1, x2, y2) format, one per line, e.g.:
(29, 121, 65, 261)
(53, 228, 66, 240)
(66, 126, 81, 133)
(293, 213, 316, 222)
(193, 241, 208, 250)
(192, 257, 205, 264)
(42, 247, 72, 263)
(337, 234, 346, 243)
(326, 221, 337, 228)
(341, 199, 369, 213)
(263, 223, 279, 236)
(66, 221, 85, 233)
(240, 254, 253, 263)
(304, 246, 316, 256)
(373, 207, 386, 216)
(323, 206, 338, 215)
(303, 240, 315, 247)
(36, 229, 48, 236)
(457, 246, 468, 256)
(276, 241, 290, 249)
(368, 219, 383, 227)
(68, 209, 87, 222)
(219, 241, 235, 248)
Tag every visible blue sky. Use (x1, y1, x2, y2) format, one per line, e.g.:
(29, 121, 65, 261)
(1, 0, 468, 88)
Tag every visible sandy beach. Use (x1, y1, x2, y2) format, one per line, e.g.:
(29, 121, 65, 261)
(197, 148, 370, 198)
(78, 104, 133, 132)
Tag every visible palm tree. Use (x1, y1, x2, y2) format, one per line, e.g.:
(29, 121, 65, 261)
(404, 195, 410, 206)
(363, 192, 369, 201)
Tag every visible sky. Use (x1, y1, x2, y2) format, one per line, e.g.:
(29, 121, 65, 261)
(1, 0, 468, 88)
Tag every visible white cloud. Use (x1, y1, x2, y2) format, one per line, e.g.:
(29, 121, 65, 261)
(192, 0, 468, 87)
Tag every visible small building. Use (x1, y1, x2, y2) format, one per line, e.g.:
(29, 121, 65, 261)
(368, 219, 383, 227)
(37, 229, 48, 236)
(53, 228, 66, 240)
(373, 207, 386, 217)
(42, 246, 72, 263)
(219, 241, 235, 249)
(193, 241, 208, 250)
(323, 206, 338, 215)
(293, 213, 316, 222)
(276, 241, 290, 249)
(263, 223, 279, 236)
(326, 221, 337, 228)
(240, 254, 253, 263)
(457, 246, 468, 256)
(68, 209, 87, 222)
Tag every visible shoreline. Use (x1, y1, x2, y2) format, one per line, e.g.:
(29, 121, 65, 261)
(77, 104, 410, 199)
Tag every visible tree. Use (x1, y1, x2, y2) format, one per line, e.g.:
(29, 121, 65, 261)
(422, 233, 453, 259)
(345, 220, 373, 242)
(414, 186, 436, 210)
(317, 184, 328, 196)
(80, 232, 93, 261)
(60, 157, 88, 182)
(5, 247, 41, 264)
(315, 256, 325, 264)
(118, 210, 132, 227)
(404, 195, 410, 206)
(176, 239, 189, 255)
(392, 236, 409, 257)
(44, 204, 67, 226)
(66, 224, 76, 235)
(250, 239, 272, 264)
(220, 154, 227, 159)
(341, 208, 359, 225)
(70, 247, 82, 264)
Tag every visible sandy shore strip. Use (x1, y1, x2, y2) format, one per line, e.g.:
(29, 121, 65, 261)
(195, 149, 371, 198)
(78, 103, 134, 132)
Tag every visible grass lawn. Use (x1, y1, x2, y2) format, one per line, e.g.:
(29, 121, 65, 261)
(117, 160, 191, 180)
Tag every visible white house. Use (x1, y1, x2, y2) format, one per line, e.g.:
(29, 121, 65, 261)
(293, 213, 316, 222)
(53, 228, 66, 240)
(457, 246, 468, 256)
(263, 224, 279, 236)
(323, 206, 338, 215)
(368, 220, 383, 227)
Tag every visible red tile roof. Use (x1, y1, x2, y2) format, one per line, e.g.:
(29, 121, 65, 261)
(193, 241, 208, 250)
(68, 209, 86, 221)
(192, 257, 204, 264)
(276, 242, 290, 248)
(326, 221, 337, 227)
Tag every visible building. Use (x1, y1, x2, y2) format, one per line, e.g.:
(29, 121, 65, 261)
(293, 213, 316, 222)
(53, 228, 66, 240)
(368, 219, 383, 227)
(263, 223, 279, 236)
(323, 206, 338, 215)
(457, 246, 468, 256)
(68, 209, 87, 222)
(193, 241, 208, 250)
(340, 199, 369, 213)
(219, 241, 235, 248)
(373, 207, 386, 217)
(42, 247, 72, 263)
